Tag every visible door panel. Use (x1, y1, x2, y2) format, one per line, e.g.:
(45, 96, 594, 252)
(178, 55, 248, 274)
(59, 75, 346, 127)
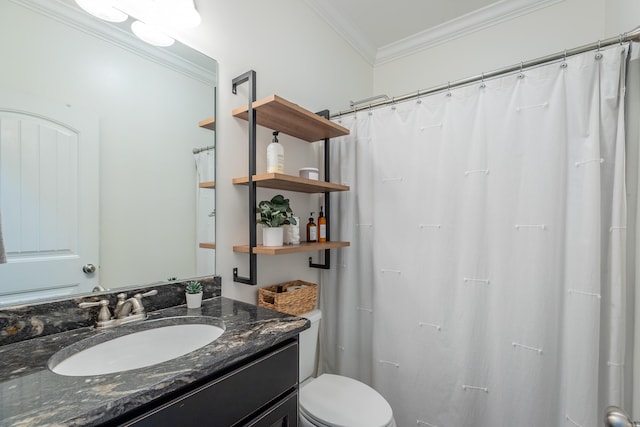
(0, 92, 98, 304)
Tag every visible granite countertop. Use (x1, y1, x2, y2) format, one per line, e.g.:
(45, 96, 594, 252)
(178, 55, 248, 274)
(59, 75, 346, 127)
(0, 297, 309, 427)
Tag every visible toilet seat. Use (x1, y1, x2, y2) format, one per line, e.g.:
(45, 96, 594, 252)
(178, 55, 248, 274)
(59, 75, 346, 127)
(299, 374, 394, 427)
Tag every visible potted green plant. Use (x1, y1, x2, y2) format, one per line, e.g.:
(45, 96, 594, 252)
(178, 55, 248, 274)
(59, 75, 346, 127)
(185, 280, 203, 308)
(257, 194, 297, 247)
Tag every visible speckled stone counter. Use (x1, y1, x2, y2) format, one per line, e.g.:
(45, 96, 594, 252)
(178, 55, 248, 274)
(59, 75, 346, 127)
(0, 297, 308, 426)
(0, 277, 222, 346)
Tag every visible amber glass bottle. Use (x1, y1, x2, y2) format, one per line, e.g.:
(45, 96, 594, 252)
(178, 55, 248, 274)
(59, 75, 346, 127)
(318, 206, 327, 242)
(306, 213, 317, 242)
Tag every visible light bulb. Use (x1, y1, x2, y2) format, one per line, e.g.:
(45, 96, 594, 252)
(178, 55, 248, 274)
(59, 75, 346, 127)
(131, 20, 175, 47)
(75, 0, 128, 23)
(153, 0, 201, 28)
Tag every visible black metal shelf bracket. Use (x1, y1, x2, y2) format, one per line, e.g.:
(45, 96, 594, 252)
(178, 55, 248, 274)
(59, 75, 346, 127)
(309, 109, 332, 270)
(232, 70, 258, 285)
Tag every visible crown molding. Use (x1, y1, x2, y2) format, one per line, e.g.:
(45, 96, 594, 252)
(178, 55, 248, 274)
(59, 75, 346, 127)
(9, 0, 216, 85)
(376, 0, 565, 65)
(303, 0, 378, 65)
(305, 0, 565, 67)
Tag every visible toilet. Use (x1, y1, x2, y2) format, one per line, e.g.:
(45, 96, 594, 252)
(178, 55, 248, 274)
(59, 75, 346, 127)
(298, 309, 396, 427)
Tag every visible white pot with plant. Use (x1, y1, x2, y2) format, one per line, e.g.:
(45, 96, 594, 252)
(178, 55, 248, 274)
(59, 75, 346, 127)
(257, 194, 296, 247)
(185, 281, 203, 308)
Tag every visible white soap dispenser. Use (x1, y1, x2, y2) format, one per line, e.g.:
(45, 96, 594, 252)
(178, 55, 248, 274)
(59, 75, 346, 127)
(267, 131, 284, 173)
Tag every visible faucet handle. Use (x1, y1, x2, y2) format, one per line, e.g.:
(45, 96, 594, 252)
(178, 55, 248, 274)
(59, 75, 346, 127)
(132, 289, 158, 314)
(136, 289, 158, 298)
(79, 299, 112, 322)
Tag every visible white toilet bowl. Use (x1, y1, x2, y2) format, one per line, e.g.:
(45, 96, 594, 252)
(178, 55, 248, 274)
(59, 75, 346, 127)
(298, 310, 396, 427)
(299, 374, 396, 427)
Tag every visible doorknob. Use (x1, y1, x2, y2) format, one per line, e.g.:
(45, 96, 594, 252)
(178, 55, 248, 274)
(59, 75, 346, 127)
(82, 263, 96, 274)
(604, 406, 640, 427)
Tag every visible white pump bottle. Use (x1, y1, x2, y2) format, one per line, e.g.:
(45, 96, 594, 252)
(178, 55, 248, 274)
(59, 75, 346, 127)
(267, 131, 284, 173)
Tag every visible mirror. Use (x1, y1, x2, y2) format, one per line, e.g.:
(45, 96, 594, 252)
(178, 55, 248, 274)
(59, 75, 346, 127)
(0, 0, 216, 306)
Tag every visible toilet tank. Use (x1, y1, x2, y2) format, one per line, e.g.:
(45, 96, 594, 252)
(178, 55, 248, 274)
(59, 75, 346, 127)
(299, 309, 322, 382)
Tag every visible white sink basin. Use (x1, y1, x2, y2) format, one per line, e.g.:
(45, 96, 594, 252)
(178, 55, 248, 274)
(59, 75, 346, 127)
(48, 316, 225, 376)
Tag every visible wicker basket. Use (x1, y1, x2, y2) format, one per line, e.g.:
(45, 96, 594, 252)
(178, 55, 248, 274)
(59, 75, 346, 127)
(258, 280, 318, 316)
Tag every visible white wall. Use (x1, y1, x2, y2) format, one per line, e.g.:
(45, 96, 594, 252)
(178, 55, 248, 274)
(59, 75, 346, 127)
(373, 0, 606, 97)
(174, 0, 372, 302)
(606, 0, 640, 36)
(0, 2, 214, 289)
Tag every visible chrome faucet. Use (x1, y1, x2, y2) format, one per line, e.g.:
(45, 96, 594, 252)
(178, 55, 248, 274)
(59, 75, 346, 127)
(114, 294, 141, 318)
(79, 289, 158, 329)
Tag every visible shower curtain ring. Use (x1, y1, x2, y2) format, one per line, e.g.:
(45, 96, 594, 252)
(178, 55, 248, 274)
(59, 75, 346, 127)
(595, 40, 603, 60)
(416, 89, 422, 104)
(446, 81, 452, 97)
(518, 61, 525, 79)
(619, 33, 627, 53)
(561, 49, 568, 68)
(480, 73, 486, 89)
(391, 97, 396, 110)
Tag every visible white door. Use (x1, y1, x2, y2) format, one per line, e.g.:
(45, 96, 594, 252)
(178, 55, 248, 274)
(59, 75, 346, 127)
(0, 92, 99, 305)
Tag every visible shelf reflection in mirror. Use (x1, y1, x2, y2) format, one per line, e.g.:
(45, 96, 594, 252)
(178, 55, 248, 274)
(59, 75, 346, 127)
(0, 0, 216, 307)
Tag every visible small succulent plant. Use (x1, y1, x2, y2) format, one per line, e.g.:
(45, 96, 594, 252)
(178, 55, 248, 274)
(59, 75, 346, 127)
(185, 281, 203, 294)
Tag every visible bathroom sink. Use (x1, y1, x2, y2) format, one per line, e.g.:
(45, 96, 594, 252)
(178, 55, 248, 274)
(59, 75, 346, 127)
(48, 316, 225, 376)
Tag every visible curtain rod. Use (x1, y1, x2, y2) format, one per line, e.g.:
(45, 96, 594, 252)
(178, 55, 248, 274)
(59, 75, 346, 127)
(192, 145, 215, 154)
(332, 26, 640, 119)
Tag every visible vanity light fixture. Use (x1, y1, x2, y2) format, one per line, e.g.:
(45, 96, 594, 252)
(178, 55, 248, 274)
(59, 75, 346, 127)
(74, 0, 201, 47)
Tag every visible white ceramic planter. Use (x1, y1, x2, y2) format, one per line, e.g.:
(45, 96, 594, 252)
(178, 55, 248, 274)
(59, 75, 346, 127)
(186, 292, 203, 309)
(263, 226, 284, 247)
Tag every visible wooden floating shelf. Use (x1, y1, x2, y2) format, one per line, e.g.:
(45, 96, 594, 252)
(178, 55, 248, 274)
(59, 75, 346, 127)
(232, 173, 349, 193)
(198, 117, 215, 131)
(232, 95, 349, 142)
(233, 241, 350, 255)
(199, 181, 215, 189)
(199, 242, 216, 250)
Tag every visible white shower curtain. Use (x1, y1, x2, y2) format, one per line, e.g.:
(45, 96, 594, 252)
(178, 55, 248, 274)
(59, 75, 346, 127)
(321, 43, 636, 426)
(194, 149, 215, 275)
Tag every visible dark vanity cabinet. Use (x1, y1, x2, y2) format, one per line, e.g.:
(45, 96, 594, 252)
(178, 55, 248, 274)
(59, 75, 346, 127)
(113, 339, 299, 427)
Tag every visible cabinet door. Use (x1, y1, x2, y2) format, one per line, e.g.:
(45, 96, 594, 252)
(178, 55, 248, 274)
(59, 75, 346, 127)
(119, 340, 298, 427)
(244, 391, 298, 427)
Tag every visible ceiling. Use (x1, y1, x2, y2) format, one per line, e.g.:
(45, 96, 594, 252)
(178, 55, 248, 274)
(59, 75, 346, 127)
(303, 0, 562, 65)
